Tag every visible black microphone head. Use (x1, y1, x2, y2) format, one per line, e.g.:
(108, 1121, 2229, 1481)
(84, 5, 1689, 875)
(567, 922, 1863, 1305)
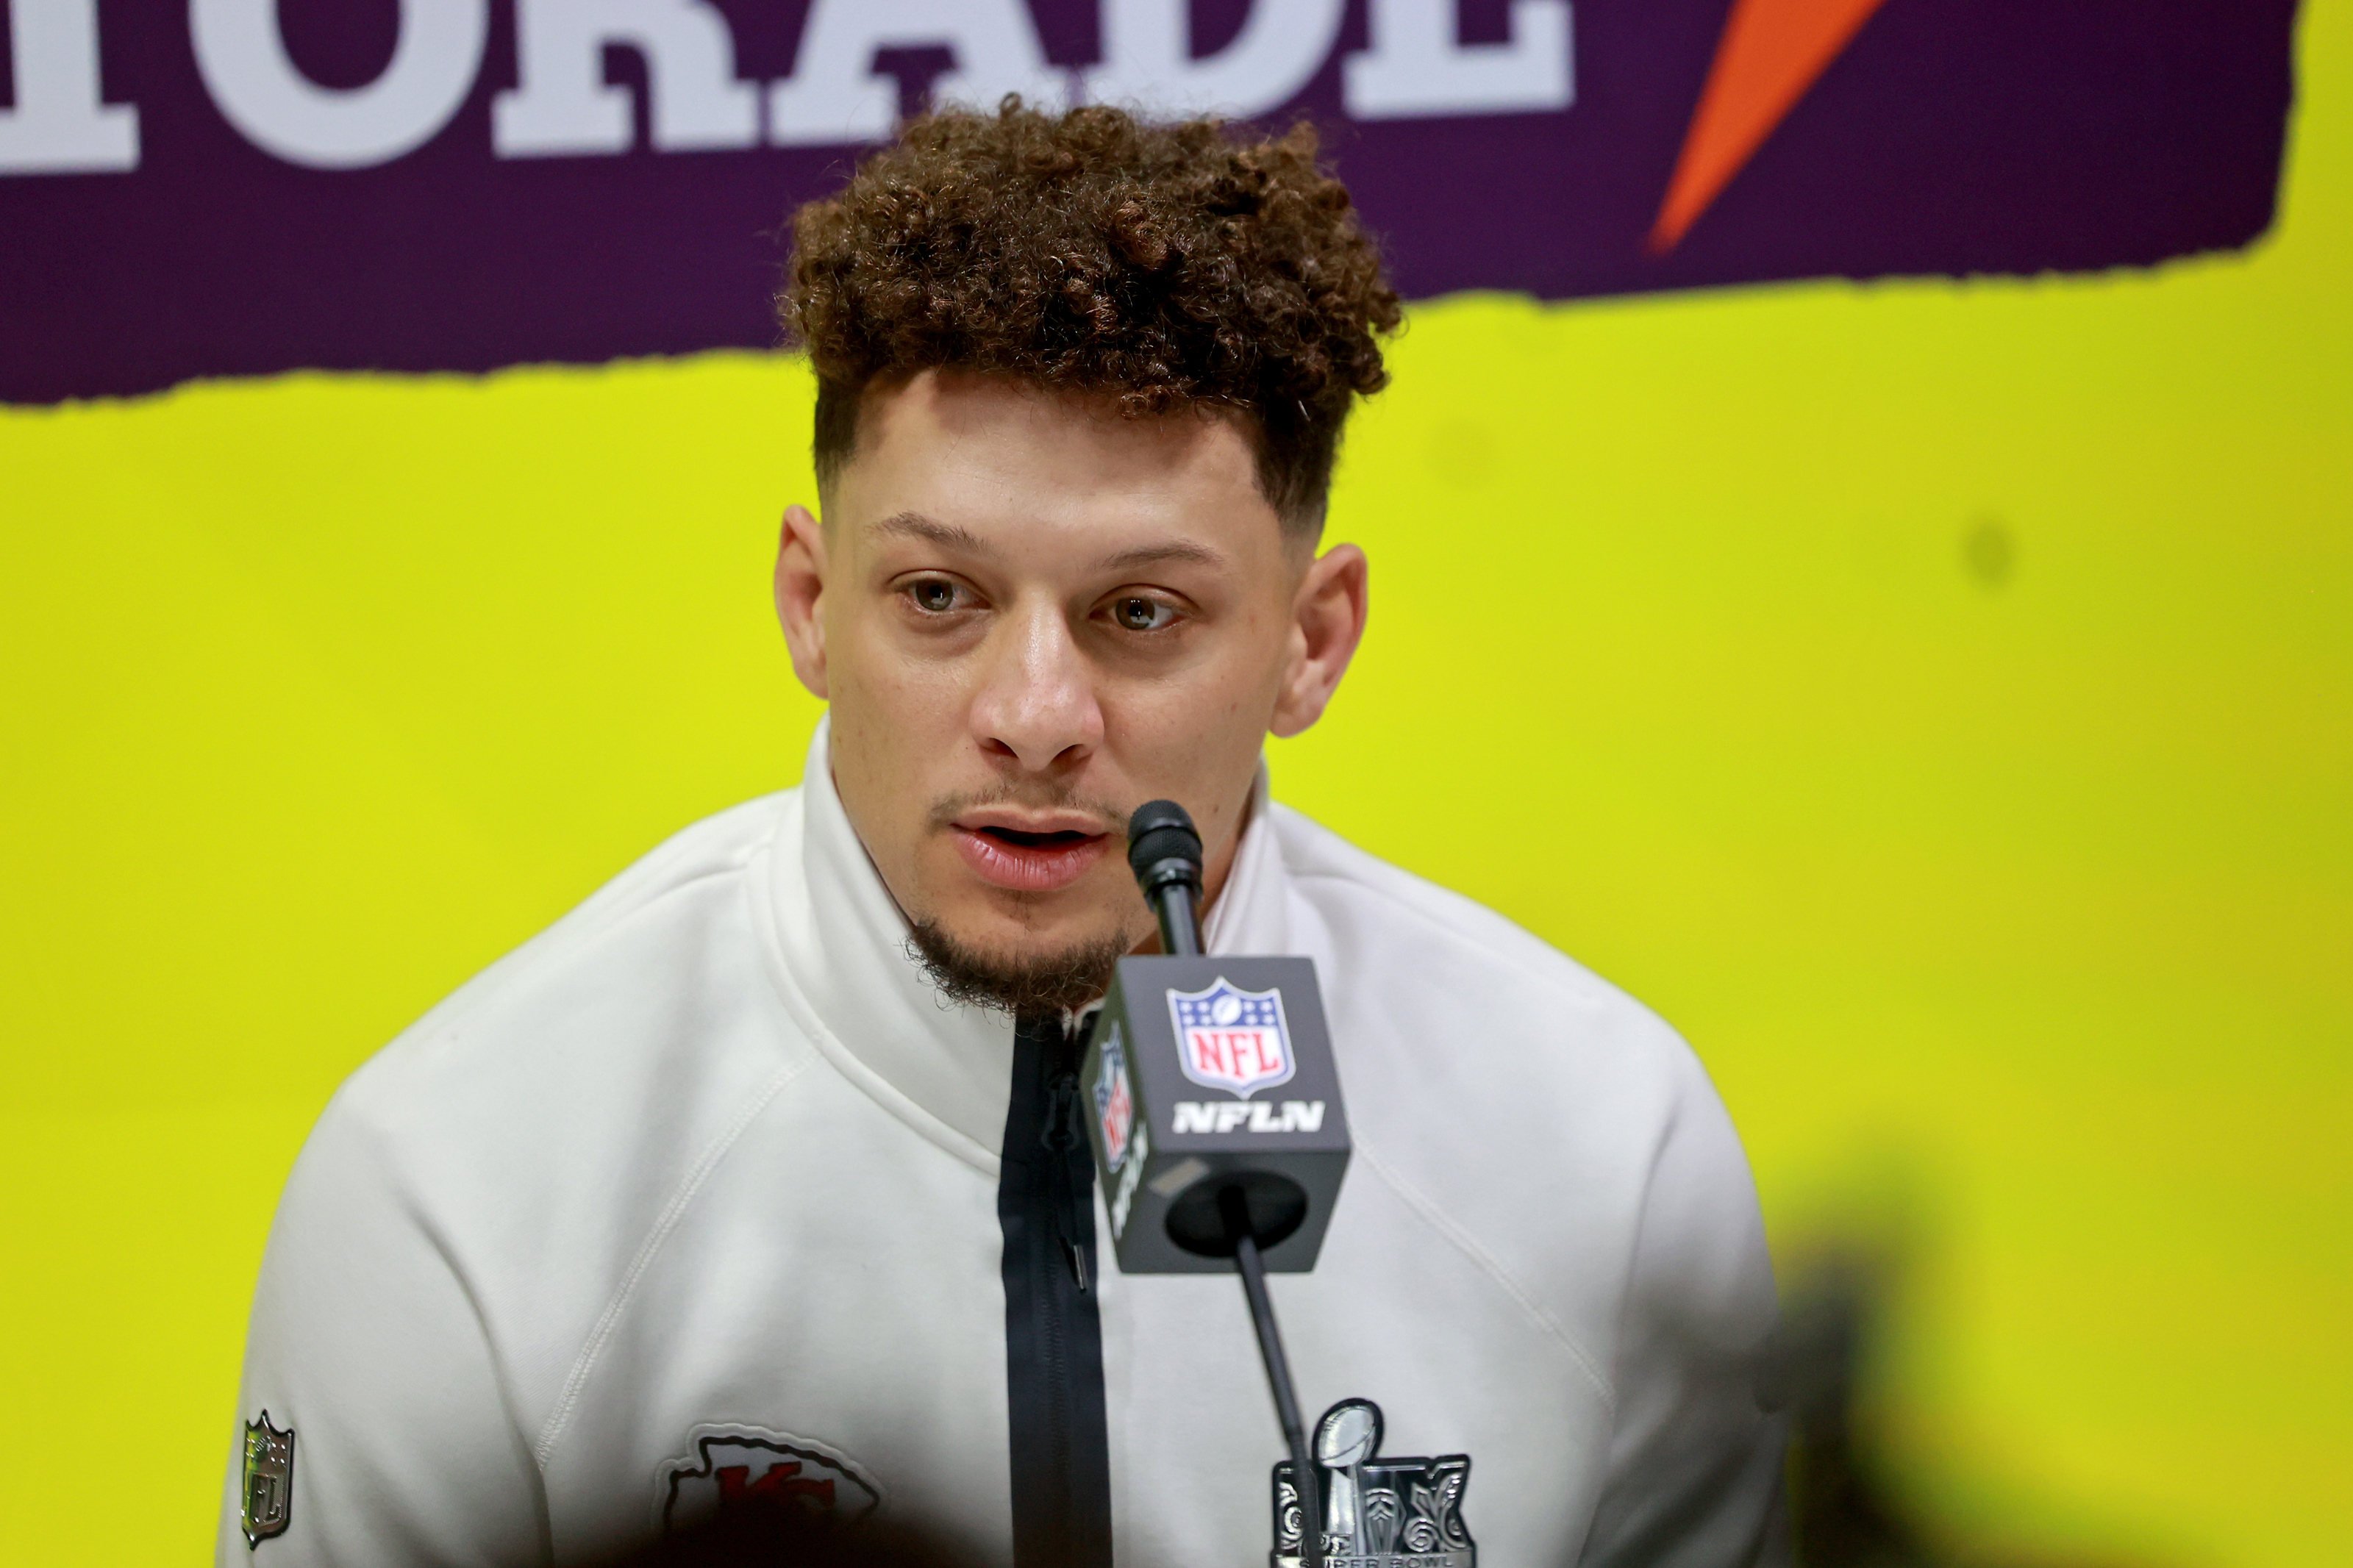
(1126, 800, 1203, 887)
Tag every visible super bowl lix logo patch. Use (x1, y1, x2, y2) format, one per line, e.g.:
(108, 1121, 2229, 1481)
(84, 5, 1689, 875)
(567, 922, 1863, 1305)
(657, 1425, 882, 1538)
(1273, 1400, 1474, 1568)
(1170, 977, 1295, 1098)
(240, 1410, 295, 1548)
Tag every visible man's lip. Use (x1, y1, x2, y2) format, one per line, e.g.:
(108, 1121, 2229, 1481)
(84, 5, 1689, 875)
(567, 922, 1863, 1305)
(950, 807, 1113, 837)
(949, 824, 1111, 892)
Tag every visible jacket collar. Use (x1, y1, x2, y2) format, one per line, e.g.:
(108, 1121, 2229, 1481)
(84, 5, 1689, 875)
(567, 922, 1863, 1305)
(756, 718, 1288, 1172)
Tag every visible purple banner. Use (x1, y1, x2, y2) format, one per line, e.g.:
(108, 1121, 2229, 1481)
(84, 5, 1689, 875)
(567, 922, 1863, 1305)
(0, 1, 2300, 404)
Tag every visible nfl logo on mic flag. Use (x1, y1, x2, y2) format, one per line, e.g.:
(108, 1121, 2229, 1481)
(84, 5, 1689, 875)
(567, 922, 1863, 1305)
(1094, 1023, 1136, 1172)
(1171, 979, 1296, 1097)
(1082, 955, 1349, 1275)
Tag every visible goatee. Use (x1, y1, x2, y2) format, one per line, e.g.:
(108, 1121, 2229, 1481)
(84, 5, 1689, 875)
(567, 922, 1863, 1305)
(905, 918, 1137, 1017)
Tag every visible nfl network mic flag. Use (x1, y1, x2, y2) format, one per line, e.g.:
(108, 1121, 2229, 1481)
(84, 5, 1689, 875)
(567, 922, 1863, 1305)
(1083, 955, 1350, 1276)
(0, 0, 2301, 404)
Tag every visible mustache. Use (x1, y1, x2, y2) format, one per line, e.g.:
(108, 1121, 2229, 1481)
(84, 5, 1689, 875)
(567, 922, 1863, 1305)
(924, 781, 1135, 834)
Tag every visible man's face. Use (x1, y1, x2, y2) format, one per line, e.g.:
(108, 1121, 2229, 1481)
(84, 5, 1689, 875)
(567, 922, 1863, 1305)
(773, 370, 1365, 1006)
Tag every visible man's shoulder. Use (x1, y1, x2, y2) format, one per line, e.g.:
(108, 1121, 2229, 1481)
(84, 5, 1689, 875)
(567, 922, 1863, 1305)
(257, 790, 823, 1433)
(1267, 800, 1672, 1048)
(1264, 798, 1723, 1193)
(1265, 803, 1768, 1382)
(316, 789, 807, 1186)
(465, 788, 795, 1007)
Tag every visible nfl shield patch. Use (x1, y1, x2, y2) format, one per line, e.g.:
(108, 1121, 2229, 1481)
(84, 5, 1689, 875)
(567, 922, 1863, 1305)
(1169, 978, 1295, 1098)
(240, 1410, 295, 1547)
(1093, 1023, 1135, 1171)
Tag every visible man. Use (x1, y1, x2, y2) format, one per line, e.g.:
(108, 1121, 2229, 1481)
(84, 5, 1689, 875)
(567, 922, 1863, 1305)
(221, 104, 1784, 1567)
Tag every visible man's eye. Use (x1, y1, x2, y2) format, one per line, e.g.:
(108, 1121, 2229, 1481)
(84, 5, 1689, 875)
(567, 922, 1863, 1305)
(1112, 596, 1176, 632)
(907, 579, 964, 613)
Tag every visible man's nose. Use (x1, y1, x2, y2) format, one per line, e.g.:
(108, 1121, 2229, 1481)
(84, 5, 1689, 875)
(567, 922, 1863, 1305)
(970, 598, 1104, 772)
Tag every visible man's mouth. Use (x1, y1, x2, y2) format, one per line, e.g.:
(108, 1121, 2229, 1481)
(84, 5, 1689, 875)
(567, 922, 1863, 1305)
(949, 815, 1113, 893)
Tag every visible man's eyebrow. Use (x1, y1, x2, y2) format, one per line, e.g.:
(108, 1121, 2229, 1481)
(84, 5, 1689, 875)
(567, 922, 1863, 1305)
(1095, 540, 1226, 572)
(868, 511, 992, 553)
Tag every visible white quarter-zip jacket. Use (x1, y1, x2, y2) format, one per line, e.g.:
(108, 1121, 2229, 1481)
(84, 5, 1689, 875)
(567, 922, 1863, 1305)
(220, 723, 1785, 1567)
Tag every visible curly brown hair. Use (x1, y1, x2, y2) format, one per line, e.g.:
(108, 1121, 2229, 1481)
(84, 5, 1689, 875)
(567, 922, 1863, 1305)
(779, 99, 1402, 531)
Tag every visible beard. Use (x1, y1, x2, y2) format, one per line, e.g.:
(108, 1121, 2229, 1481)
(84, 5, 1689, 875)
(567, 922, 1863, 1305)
(901, 777, 1146, 1016)
(905, 917, 1139, 1018)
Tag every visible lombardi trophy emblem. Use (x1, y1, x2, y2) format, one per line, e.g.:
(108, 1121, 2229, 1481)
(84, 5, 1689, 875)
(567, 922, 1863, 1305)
(1271, 1400, 1475, 1568)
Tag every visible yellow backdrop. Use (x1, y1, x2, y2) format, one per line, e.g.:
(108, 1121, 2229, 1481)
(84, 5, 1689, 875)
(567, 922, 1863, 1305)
(4, 9, 2346, 1564)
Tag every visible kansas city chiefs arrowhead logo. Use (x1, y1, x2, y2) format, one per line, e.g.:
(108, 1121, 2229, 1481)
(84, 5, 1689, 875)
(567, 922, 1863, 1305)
(657, 1426, 882, 1539)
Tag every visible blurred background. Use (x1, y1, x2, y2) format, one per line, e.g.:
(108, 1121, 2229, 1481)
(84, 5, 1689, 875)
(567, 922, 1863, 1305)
(3, 0, 2346, 1562)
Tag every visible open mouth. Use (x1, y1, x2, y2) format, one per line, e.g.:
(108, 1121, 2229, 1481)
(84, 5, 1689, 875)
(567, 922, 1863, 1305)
(950, 821, 1111, 892)
(978, 826, 1094, 851)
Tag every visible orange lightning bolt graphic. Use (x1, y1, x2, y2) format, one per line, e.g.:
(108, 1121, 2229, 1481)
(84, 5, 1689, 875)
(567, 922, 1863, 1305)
(1650, 0, 1894, 252)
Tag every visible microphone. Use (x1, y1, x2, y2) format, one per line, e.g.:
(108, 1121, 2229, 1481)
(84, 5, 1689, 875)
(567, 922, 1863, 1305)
(1079, 801, 1352, 1568)
(1082, 802, 1352, 1274)
(1127, 799, 1205, 958)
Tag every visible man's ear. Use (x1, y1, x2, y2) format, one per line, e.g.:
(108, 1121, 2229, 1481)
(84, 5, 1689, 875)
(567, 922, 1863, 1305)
(774, 504, 829, 699)
(1270, 543, 1368, 739)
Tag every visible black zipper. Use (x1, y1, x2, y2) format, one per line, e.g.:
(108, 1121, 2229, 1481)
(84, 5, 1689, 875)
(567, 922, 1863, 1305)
(1043, 1066, 1090, 1293)
(999, 1012, 1113, 1568)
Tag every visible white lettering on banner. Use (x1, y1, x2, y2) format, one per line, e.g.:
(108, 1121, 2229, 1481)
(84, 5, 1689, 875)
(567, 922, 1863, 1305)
(496, 0, 757, 156)
(1172, 1100, 1326, 1135)
(0, 0, 138, 173)
(1346, 0, 1574, 121)
(191, 0, 488, 168)
(5, 0, 1581, 179)
(1082, 0, 1344, 120)
(768, 0, 1071, 148)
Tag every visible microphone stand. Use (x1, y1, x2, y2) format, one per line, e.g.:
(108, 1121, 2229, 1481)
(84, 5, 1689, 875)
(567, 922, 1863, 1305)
(1132, 808, 1324, 1568)
(1222, 1186, 1324, 1568)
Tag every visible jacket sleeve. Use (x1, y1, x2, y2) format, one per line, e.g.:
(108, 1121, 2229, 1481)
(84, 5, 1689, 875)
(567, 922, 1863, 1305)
(218, 1095, 549, 1567)
(1576, 1042, 1789, 1568)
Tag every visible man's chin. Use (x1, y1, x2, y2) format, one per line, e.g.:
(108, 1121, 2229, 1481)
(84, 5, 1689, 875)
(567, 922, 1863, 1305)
(904, 917, 1136, 1017)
